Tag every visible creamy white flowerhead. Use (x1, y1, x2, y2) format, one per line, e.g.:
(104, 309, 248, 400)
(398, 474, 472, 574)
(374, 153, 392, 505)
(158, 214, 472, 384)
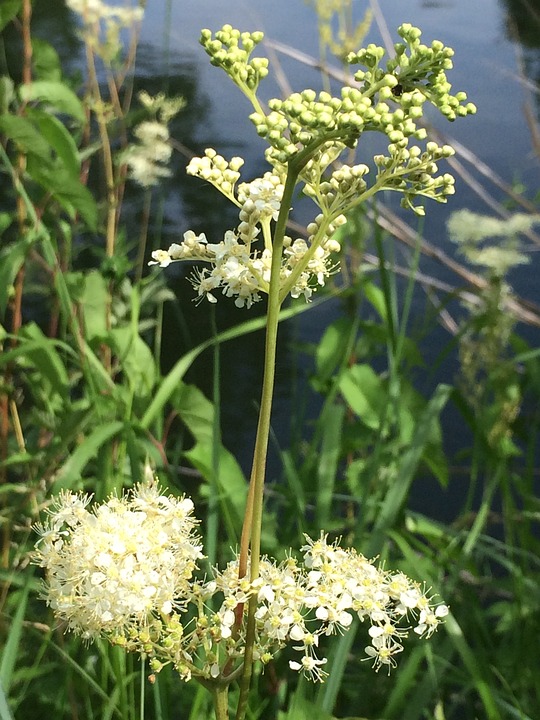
(34, 501, 446, 682)
(33, 483, 203, 640)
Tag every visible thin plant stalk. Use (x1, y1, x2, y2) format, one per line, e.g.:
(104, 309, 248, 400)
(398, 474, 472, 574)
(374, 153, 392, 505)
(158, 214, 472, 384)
(85, 42, 117, 259)
(233, 160, 302, 720)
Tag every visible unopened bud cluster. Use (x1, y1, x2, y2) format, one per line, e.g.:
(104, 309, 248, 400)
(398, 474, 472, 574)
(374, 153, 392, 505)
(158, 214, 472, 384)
(33, 484, 448, 683)
(349, 23, 476, 121)
(186, 149, 245, 202)
(150, 23, 475, 304)
(200, 25, 269, 93)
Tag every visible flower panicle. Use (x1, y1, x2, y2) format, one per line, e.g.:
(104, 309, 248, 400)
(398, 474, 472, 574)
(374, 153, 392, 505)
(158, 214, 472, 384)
(32, 482, 203, 642)
(149, 155, 343, 307)
(149, 25, 476, 303)
(122, 92, 185, 189)
(66, 0, 144, 62)
(34, 488, 447, 683)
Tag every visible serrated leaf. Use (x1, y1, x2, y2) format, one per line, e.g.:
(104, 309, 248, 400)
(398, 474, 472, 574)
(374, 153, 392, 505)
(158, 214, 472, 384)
(19, 80, 85, 123)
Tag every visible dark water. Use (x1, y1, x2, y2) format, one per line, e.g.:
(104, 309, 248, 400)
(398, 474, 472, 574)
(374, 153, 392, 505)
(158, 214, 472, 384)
(3, 0, 540, 520)
(141, 0, 540, 516)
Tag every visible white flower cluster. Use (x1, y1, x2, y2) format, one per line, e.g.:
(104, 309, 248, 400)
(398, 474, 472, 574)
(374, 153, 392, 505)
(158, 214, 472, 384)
(150, 228, 340, 307)
(66, 0, 143, 25)
(208, 535, 448, 679)
(123, 92, 185, 188)
(125, 120, 173, 188)
(33, 483, 203, 641)
(34, 486, 447, 683)
(150, 150, 343, 306)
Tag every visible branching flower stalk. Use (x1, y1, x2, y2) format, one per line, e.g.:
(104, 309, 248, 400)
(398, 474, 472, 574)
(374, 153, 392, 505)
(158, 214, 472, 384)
(34, 22, 475, 720)
(67, 0, 144, 257)
(149, 26, 474, 715)
(66, 0, 145, 381)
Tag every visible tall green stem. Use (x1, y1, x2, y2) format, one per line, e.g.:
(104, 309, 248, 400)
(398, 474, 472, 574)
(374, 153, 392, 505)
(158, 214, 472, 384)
(234, 165, 300, 720)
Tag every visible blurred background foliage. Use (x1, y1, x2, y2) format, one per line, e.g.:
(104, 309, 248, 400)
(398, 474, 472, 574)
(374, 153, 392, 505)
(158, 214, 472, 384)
(1, 1, 540, 719)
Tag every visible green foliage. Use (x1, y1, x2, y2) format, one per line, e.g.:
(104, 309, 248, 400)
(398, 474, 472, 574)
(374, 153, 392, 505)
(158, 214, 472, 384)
(1, 2, 540, 720)
(0, 0, 21, 33)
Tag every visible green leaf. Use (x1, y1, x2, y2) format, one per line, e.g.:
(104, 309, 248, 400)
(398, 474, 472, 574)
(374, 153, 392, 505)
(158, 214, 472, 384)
(0, 114, 51, 161)
(363, 278, 387, 321)
(0, 338, 75, 371)
(0, 680, 15, 720)
(172, 382, 216, 445)
(368, 383, 452, 552)
(338, 363, 384, 429)
(174, 382, 246, 534)
(281, 449, 307, 516)
(316, 402, 346, 527)
(19, 80, 85, 123)
(443, 612, 503, 720)
(79, 270, 109, 341)
(0, 213, 13, 237)
(31, 38, 62, 81)
(0, 0, 21, 32)
(0, 77, 15, 115)
(422, 440, 449, 487)
(0, 583, 29, 691)
(53, 421, 125, 489)
(0, 234, 35, 316)
(185, 442, 246, 536)
(109, 327, 156, 398)
(18, 322, 69, 403)
(26, 156, 97, 231)
(27, 107, 80, 179)
(280, 691, 338, 720)
(140, 299, 331, 430)
(314, 317, 355, 386)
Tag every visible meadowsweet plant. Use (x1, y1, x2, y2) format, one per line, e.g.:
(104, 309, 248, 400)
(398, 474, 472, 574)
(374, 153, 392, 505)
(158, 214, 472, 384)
(34, 482, 448, 713)
(122, 91, 186, 188)
(448, 210, 534, 453)
(66, 0, 144, 62)
(34, 22, 475, 720)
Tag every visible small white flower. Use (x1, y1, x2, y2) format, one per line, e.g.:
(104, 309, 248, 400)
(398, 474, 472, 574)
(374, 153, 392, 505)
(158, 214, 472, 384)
(289, 655, 328, 682)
